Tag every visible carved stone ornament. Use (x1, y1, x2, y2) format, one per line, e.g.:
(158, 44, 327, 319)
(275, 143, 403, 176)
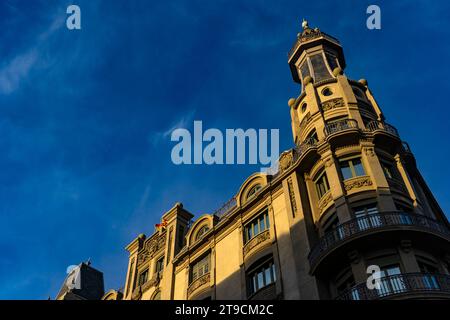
(243, 229, 271, 257)
(344, 176, 373, 191)
(318, 191, 333, 214)
(137, 233, 166, 266)
(363, 147, 375, 157)
(187, 273, 211, 297)
(278, 151, 294, 172)
(321, 98, 344, 112)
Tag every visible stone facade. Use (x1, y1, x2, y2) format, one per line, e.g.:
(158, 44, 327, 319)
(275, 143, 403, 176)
(109, 21, 450, 300)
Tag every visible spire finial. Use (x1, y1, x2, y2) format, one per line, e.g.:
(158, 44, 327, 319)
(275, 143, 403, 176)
(302, 18, 309, 30)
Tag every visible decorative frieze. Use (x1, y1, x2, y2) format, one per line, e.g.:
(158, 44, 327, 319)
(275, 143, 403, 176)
(243, 230, 271, 257)
(318, 191, 333, 214)
(187, 273, 211, 298)
(321, 98, 344, 112)
(137, 233, 167, 266)
(344, 176, 373, 191)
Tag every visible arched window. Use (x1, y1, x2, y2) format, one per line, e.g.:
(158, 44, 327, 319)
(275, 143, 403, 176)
(246, 184, 262, 201)
(195, 225, 210, 241)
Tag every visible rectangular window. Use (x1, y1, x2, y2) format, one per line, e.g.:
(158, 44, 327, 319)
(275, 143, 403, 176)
(248, 260, 276, 296)
(138, 269, 148, 286)
(340, 157, 365, 180)
(354, 204, 380, 230)
(191, 254, 210, 283)
(314, 170, 330, 199)
(156, 256, 164, 274)
(244, 210, 270, 243)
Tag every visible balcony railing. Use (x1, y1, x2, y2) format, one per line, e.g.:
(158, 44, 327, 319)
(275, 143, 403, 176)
(402, 141, 412, 153)
(309, 212, 450, 268)
(324, 119, 358, 137)
(366, 120, 399, 137)
(337, 273, 450, 300)
(293, 136, 318, 163)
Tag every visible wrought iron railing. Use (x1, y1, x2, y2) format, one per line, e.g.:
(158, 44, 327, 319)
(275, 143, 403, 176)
(324, 119, 358, 137)
(402, 141, 412, 153)
(213, 197, 237, 219)
(366, 120, 399, 137)
(337, 273, 450, 300)
(293, 137, 318, 163)
(309, 212, 449, 268)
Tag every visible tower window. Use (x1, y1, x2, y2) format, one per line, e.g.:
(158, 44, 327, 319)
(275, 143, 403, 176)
(314, 170, 330, 198)
(310, 54, 332, 82)
(339, 157, 365, 180)
(301, 103, 307, 113)
(322, 87, 333, 96)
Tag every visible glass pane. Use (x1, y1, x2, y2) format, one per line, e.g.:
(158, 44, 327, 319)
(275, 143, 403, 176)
(340, 161, 353, 180)
(257, 272, 264, 290)
(271, 264, 276, 281)
(259, 217, 265, 232)
(253, 222, 259, 236)
(247, 227, 252, 241)
(265, 213, 270, 228)
(265, 267, 272, 285)
(352, 159, 365, 176)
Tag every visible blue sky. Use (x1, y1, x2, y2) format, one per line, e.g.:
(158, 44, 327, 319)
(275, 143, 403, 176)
(0, 0, 449, 299)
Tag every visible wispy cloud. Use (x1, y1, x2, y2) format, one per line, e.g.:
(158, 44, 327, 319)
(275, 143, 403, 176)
(0, 10, 64, 95)
(150, 109, 196, 146)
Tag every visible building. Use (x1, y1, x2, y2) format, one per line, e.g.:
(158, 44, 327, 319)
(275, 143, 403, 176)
(113, 21, 450, 300)
(56, 261, 105, 300)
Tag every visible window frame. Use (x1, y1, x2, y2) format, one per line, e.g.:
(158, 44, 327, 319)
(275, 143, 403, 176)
(247, 258, 277, 296)
(190, 253, 211, 283)
(244, 209, 270, 244)
(314, 169, 330, 199)
(339, 156, 366, 180)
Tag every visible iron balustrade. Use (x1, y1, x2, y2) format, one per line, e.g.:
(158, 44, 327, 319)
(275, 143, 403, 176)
(309, 212, 450, 268)
(324, 119, 358, 137)
(336, 272, 450, 300)
(293, 137, 318, 162)
(402, 141, 412, 153)
(366, 120, 399, 137)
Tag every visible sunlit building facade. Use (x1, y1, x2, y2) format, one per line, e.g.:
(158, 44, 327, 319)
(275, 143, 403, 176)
(113, 21, 450, 300)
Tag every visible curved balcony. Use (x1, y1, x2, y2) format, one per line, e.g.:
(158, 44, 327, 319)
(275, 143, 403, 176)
(324, 119, 358, 137)
(366, 120, 399, 137)
(336, 273, 450, 300)
(308, 212, 450, 274)
(243, 229, 271, 259)
(187, 273, 211, 299)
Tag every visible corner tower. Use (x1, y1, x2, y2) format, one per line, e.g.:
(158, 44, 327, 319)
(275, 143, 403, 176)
(286, 20, 450, 300)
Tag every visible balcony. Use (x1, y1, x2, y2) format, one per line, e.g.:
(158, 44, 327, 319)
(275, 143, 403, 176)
(324, 119, 358, 137)
(308, 212, 450, 273)
(337, 273, 450, 300)
(243, 229, 271, 258)
(187, 273, 211, 299)
(366, 120, 399, 137)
